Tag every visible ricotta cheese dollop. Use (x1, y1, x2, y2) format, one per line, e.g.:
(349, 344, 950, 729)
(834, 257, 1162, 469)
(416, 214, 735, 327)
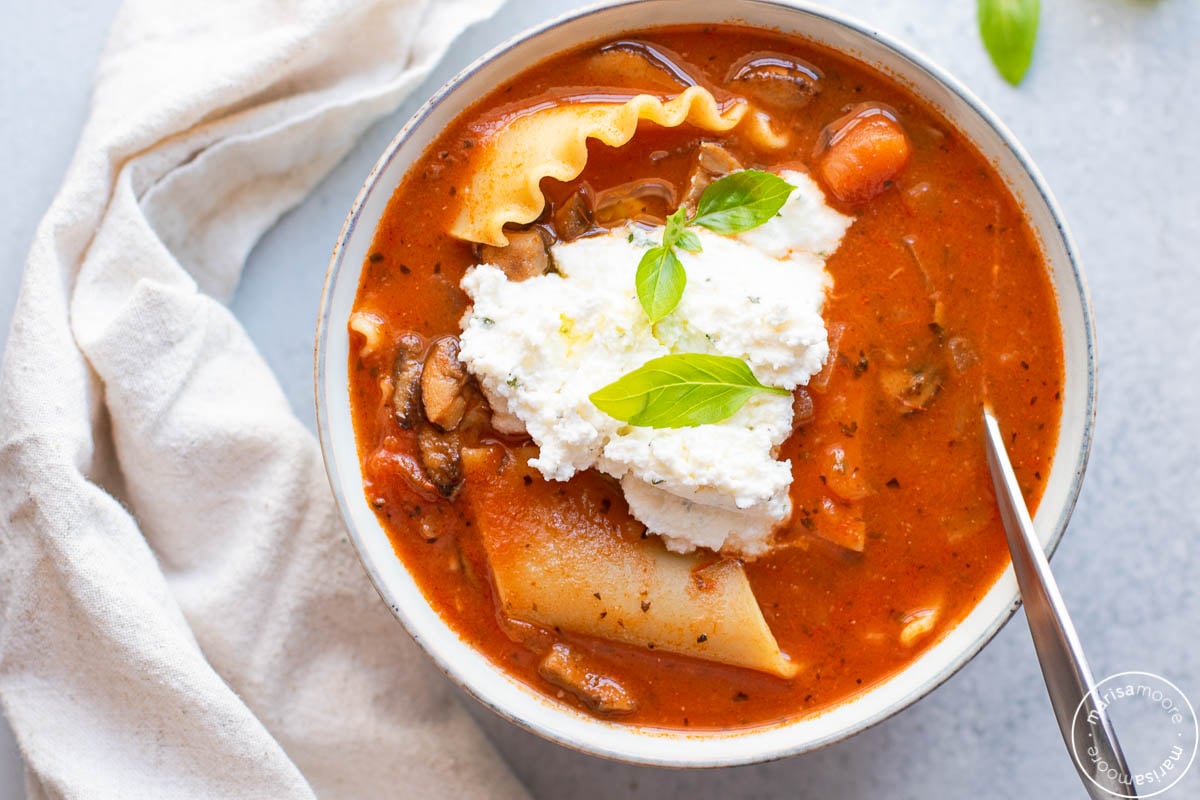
(458, 170, 853, 555)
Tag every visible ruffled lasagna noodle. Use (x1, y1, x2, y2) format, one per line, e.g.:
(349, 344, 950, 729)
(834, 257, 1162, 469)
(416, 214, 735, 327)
(450, 86, 786, 245)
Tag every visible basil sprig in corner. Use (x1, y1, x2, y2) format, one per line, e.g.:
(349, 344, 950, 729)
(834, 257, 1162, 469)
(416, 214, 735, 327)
(590, 353, 791, 429)
(635, 169, 795, 323)
(595, 169, 797, 429)
(978, 0, 1040, 86)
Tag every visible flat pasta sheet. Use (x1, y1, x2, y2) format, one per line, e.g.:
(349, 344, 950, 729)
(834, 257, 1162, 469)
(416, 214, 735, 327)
(462, 446, 799, 679)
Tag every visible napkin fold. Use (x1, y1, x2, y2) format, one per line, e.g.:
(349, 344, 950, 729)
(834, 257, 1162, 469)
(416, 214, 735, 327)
(0, 1, 530, 797)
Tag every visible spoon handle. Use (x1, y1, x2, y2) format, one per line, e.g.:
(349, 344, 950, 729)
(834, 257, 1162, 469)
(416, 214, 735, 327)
(982, 410, 1136, 799)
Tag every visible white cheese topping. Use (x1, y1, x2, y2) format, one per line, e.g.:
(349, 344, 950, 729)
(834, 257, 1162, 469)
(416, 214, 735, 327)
(458, 171, 853, 555)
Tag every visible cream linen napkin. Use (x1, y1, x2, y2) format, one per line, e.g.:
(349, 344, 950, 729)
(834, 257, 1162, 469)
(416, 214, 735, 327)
(0, 0, 532, 797)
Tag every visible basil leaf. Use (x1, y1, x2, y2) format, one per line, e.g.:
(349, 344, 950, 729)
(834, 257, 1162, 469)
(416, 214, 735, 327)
(635, 245, 686, 322)
(691, 170, 795, 235)
(675, 229, 702, 253)
(590, 353, 790, 428)
(662, 207, 690, 250)
(978, 0, 1039, 86)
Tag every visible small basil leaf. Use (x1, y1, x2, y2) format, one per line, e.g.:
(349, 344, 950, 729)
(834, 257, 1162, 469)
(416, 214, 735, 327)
(635, 245, 686, 322)
(590, 353, 790, 428)
(978, 0, 1039, 86)
(675, 229, 702, 253)
(691, 170, 795, 235)
(662, 207, 690, 250)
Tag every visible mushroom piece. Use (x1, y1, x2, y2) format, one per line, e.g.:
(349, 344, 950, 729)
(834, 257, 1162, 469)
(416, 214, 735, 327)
(791, 387, 815, 430)
(456, 383, 494, 436)
(725, 52, 821, 113)
(594, 178, 676, 226)
(391, 333, 425, 429)
(879, 365, 943, 412)
(553, 188, 596, 242)
(416, 423, 463, 499)
(537, 643, 638, 715)
(586, 45, 691, 94)
(421, 337, 469, 431)
(681, 142, 743, 210)
(479, 228, 550, 281)
(596, 39, 705, 89)
(366, 445, 438, 501)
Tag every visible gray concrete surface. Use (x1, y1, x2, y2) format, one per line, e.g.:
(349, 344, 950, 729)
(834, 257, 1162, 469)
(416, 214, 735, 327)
(2, 0, 1198, 797)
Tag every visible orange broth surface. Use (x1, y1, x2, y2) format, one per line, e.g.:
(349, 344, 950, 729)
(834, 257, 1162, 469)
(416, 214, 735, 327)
(348, 25, 1064, 729)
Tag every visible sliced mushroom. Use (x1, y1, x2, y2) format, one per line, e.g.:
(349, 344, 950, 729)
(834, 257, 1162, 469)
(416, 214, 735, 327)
(725, 52, 821, 113)
(421, 337, 469, 431)
(366, 444, 438, 501)
(682, 142, 743, 210)
(791, 387, 815, 430)
(457, 383, 494, 436)
(416, 422, 463, 499)
(594, 178, 676, 226)
(879, 365, 943, 412)
(391, 333, 425, 429)
(596, 40, 704, 89)
(586, 46, 690, 93)
(479, 228, 550, 281)
(553, 187, 596, 241)
(538, 643, 638, 715)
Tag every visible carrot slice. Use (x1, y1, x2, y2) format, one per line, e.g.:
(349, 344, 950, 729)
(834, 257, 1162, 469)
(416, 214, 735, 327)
(818, 114, 911, 205)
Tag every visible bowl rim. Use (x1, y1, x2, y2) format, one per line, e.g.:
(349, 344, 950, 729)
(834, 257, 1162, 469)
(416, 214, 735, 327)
(315, 0, 1097, 767)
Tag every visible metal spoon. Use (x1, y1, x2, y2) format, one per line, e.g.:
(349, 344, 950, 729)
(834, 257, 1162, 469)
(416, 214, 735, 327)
(982, 409, 1136, 799)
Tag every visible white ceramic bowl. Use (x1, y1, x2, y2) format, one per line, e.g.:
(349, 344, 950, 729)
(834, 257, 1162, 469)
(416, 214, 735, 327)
(316, 0, 1096, 767)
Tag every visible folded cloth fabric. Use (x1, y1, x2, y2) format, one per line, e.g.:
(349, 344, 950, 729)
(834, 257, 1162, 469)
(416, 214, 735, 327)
(0, 1, 531, 797)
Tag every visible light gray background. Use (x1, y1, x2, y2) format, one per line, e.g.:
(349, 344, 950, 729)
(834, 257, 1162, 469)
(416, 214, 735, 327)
(2, 0, 1197, 797)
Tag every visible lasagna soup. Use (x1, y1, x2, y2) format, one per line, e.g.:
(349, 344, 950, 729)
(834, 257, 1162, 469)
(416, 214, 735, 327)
(347, 25, 1063, 729)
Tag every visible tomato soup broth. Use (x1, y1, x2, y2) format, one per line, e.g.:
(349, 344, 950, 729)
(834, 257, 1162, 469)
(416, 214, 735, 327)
(348, 26, 1063, 729)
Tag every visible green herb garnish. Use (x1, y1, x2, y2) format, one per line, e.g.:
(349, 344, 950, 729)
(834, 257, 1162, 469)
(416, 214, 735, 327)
(635, 244, 686, 324)
(601, 170, 797, 428)
(589, 353, 790, 429)
(690, 170, 797, 235)
(978, 0, 1039, 86)
(634, 170, 795, 322)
